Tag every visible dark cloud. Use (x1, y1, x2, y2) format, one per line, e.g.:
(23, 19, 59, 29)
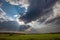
(19, 0, 60, 33)
(38, 9, 53, 23)
(0, 21, 30, 31)
(45, 17, 60, 25)
(0, 21, 19, 31)
(19, 0, 57, 23)
(19, 25, 30, 31)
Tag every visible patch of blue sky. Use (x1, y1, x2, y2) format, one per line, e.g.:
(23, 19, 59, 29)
(0, 0, 26, 18)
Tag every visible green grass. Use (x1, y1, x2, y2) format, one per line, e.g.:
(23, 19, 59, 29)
(0, 34, 60, 40)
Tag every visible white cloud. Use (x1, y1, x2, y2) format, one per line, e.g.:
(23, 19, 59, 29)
(0, 8, 8, 22)
(16, 18, 25, 25)
(0, 8, 6, 16)
(8, 17, 15, 21)
(27, 20, 46, 29)
(14, 14, 19, 18)
(53, 1, 60, 17)
(5, 0, 20, 5)
(0, 8, 16, 22)
(5, 0, 29, 11)
(5, 0, 29, 5)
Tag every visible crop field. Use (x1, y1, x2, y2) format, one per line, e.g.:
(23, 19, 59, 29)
(0, 33, 60, 40)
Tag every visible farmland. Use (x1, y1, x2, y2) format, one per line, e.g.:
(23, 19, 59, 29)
(0, 33, 60, 40)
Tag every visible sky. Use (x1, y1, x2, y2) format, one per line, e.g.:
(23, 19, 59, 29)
(19, 0, 60, 33)
(0, 0, 30, 32)
(0, 0, 60, 33)
(0, 0, 26, 19)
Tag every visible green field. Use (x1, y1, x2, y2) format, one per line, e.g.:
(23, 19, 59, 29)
(0, 34, 60, 40)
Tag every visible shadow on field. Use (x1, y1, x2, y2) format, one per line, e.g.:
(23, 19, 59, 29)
(0, 38, 60, 40)
(0, 38, 14, 40)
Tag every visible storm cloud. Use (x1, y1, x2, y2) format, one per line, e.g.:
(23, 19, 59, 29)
(19, 0, 60, 33)
(19, 0, 57, 23)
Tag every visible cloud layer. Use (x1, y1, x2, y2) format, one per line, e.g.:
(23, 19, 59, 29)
(0, 0, 60, 33)
(19, 0, 57, 23)
(19, 0, 60, 33)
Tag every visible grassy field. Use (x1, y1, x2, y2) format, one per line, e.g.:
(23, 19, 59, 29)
(0, 34, 60, 40)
